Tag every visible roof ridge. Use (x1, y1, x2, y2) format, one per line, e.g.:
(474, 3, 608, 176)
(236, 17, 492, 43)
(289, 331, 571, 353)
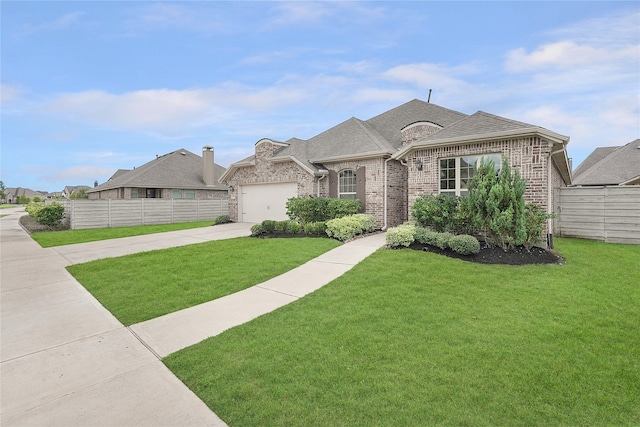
(573, 140, 639, 184)
(353, 118, 395, 152)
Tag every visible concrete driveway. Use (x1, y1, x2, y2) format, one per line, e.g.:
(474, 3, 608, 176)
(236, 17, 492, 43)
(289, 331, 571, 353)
(1, 208, 239, 426)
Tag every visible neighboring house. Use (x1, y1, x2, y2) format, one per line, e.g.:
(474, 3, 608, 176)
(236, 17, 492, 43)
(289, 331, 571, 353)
(221, 99, 572, 238)
(572, 139, 640, 186)
(4, 187, 48, 203)
(88, 147, 228, 200)
(62, 185, 91, 199)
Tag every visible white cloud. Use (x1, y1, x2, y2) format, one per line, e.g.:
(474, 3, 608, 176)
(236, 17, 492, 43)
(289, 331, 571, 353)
(1, 84, 23, 105)
(124, 3, 231, 35)
(19, 12, 85, 37)
(505, 41, 638, 72)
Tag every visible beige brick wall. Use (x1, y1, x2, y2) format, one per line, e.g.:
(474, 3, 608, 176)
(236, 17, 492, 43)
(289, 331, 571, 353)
(406, 137, 556, 233)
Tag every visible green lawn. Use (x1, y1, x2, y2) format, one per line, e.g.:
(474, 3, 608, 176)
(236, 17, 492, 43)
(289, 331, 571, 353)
(0, 204, 17, 209)
(67, 237, 341, 325)
(32, 220, 216, 247)
(164, 238, 640, 426)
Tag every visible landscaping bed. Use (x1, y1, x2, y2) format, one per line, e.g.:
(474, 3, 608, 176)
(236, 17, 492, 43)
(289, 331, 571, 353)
(407, 242, 563, 265)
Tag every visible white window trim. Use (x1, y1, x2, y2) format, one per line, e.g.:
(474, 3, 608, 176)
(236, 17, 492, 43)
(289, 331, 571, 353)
(439, 154, 501, 196)
(338, 169, 357, 199)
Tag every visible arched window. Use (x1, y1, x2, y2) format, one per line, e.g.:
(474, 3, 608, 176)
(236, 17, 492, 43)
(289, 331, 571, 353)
(339, 170, 357, 199)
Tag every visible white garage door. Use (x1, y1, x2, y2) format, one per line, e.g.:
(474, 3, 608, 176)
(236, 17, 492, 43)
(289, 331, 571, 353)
(240, 182, 298, 223)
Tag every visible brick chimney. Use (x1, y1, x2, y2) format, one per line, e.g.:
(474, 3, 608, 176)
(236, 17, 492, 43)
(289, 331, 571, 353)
(203, 146, 215, 186)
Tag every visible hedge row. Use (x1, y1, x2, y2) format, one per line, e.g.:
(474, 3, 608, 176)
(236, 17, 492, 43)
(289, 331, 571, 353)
(386, 222, 480, 255)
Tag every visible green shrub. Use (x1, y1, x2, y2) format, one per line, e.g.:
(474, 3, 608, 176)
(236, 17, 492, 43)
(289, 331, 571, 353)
(261, 220, 277, 233)
(289, 221, 302, 234)
(213, 215, 232, 225)
(303, 221, 327, 236)
(16, 195, 31, 205)
(523, 203, 554, 250)
(327, 198, 361, 219)
(25, 202, 43, 217)
(326, 214, 376, 241)
(434, 232, 453, 250)
(275, 220, 290, 233)
(411, 194, 460, 232)
(467, 157, 527, 251)
(286, 197, 328, 224)
(414, 227, 437, 246)
(250, 223, 265, 236)
(30, 202, 64, 227)
(386, 223, 416, 248)
(286, 197, 361, 224)
(449, 234, 480, 255)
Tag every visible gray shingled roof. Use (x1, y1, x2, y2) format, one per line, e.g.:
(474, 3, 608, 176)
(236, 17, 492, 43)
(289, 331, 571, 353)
(366, 99, 468, 148)
(89, 148, 228, 192)
(572, 140, 640, 185)
(572, 146, 620, 179)
(421, 111, 539, 142)
(271, 99, 467, 164)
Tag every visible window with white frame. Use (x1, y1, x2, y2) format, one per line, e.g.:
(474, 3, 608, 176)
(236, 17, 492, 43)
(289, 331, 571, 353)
(339, 170, 357, 199)
(439, 154, 501, 196)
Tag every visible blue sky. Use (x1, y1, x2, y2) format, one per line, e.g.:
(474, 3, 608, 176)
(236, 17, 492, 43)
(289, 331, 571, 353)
(2, 1, 638, 192)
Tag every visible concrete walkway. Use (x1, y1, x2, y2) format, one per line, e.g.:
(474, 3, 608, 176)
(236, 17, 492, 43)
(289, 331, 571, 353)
(1, 207, 386, 426)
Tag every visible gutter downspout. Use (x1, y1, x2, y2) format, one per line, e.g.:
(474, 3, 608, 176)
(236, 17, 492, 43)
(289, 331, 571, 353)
(547, 144, 567, 249)
(383, 158, 392, 230)
(317, 170, 328, 197)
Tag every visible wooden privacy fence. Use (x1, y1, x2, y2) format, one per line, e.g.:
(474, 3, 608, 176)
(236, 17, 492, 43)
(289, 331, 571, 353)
(556, 186, 640, 245)
(61, 199, 229, 230)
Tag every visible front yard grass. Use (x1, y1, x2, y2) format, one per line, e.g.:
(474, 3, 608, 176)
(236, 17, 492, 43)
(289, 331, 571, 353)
(67, 237, 341, 325)
(165, 238, 640, 426)
(32, 220, 216, 247)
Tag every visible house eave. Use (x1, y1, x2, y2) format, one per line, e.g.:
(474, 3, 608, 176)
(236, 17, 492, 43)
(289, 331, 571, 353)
(620, 175, 640, 186)
(309, 150, 393, 164)
(219, 159, 256, 182)
(269, 156, 317, 176)
(392, 127, 570, 160)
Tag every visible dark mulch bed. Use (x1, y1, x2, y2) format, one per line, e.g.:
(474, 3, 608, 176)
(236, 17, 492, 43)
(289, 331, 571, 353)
(407, 242, 564, 265)
(19, 214, 69, 234)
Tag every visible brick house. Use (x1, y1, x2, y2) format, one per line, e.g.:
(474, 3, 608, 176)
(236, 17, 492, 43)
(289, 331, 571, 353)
(571, 139, 640, 186)
(220, 99, 572, 236)
(88, 147, 229, 200)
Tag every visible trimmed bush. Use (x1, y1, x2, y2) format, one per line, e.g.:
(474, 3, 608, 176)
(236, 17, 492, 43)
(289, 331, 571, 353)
(414, 227, 438, 246)
(327, 198, 361, 219)
(250, 223, 265, 236)
(386, 223, 416, 248)
(303, 221, 327, 236)
(261, 220, 277, 233)
(213, 215, 232, 225)
(449, 234, 480, 255)
(434, 232, 453, 250)
(289, 221, 302, 234)
(29, 202, 64, 227)
(286, 197, 361, 224)
(411, 194, 459, 232)
(326, 214, 376, 241)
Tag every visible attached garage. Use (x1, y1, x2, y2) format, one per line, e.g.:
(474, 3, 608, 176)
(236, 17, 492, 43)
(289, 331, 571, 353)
(239, 182, 298, 223)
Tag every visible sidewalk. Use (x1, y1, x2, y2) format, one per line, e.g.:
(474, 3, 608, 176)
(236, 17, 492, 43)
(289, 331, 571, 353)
(1, 209, 386, 426)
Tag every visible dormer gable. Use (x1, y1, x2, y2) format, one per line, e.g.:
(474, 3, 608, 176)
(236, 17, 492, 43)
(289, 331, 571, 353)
(401, 121, 443, 146)
(255, 138, 289, 160)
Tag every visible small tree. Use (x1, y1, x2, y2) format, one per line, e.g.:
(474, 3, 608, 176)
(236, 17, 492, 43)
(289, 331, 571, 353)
(70, 189, 88, 199)
(0, 181, 6, 203)
(467, 157, 528, 251)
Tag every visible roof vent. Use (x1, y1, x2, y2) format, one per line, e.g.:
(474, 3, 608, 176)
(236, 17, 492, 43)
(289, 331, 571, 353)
(180, 151, 186, 155)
